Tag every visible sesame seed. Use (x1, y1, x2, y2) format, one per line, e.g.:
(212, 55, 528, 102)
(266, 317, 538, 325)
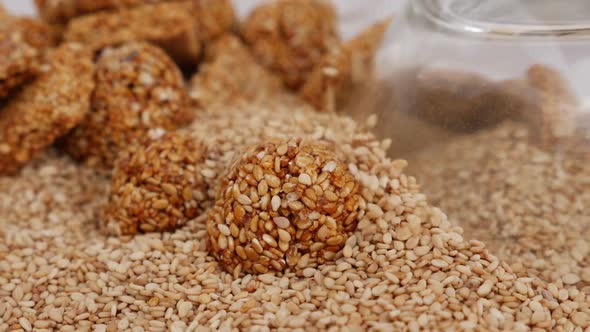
(217, 224, 230, 236)
(161, 183, 177, 196)
(152, 199, 169, 210)
(271, 195, 281, 211)
(277, 229, 291, 242)
(298, 173, 312, 186)
(273, 216, 290, 229)
(322, 161, 337, 172)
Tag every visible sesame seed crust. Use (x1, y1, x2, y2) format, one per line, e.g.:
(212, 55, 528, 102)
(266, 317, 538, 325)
(241, 0, 340, 90)
(0, 16, 55, 99)
(192, 0, 236, 42)
(62, 41, 192, 169)
(189, 35, 284, 107)
(0, 43, 94, 175)
(104, 132, 208, 236)
(207, 137, 360, 274)
(35, 0, 181, 25)
(64, 1, 202, 68)
(37, 0, 235, 41)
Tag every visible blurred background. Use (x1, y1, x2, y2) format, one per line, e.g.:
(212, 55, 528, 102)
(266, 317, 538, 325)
(1, 0, 404, 39)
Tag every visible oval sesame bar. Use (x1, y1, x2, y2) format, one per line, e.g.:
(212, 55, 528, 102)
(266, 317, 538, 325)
(0, 43, 94, 175)
(0, 16, 55, 99)
(64, 1, 200, 68)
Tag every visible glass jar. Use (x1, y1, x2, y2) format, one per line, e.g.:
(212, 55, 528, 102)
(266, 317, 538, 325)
(364, 0, 590, 290)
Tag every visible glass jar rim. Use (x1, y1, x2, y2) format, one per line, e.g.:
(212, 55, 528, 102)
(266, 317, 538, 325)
(412, 0, 590, 39)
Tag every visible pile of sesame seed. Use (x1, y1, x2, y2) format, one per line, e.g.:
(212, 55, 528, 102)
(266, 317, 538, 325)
(1, 92, 589, 331)
(411, 121, 590, 295)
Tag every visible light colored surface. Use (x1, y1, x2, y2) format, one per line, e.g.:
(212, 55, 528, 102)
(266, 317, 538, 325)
(1, 0, 403, 39)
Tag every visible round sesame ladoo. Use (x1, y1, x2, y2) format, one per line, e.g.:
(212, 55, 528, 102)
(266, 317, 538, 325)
(207, 137, 360, 275)
(104, 132, 208, 236)
(63, 41, 192, 169)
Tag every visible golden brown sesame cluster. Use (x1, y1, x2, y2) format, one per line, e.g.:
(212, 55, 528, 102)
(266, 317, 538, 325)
(35, 0, 180, 25)
(104, 132, 208, 235)
(63, 41, 192, 169)
(189, 35, 284, 107)
(62, 0, 235, 68)
(36, 0, 235, 36)
(299, 17, 391, 112)
(238, 0, 389, 113)
(64, 2, 201, 68)
(0, 16, 55, 98)
(207, 137, 360, 274)
(192, 0, 236, 42)
(241, 0, 340, 90)
(0, 43, 94, 175)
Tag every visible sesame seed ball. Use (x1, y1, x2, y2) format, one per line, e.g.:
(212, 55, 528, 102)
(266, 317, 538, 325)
(63, 41, 193, 169)
(104, 132, 208, 236)
(241, 0, 340, 90)
(207, 137, 360, 274)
